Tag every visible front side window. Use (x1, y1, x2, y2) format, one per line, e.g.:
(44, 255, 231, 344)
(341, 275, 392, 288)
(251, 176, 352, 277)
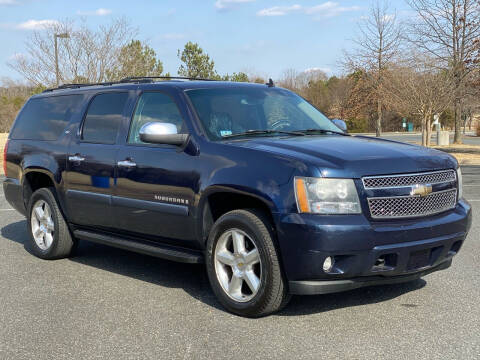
(128, 92, 187, 144)
(10, 95, 83, 141)
(82, 92, 128, 144)
(186, 87, 341, 140)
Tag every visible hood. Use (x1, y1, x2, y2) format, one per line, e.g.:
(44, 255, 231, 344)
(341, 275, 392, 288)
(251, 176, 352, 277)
(227, 135, 457, 178)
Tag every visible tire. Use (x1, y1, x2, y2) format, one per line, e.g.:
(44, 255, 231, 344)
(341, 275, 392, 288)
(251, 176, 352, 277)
(206, 209, 290, 317)
(26, 187, 74, 260)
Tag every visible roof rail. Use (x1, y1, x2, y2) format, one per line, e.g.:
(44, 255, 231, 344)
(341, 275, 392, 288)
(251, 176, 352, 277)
(43, 82, 115, 93)
(42, 76, 217, 92)
(119, 76, 217, 83)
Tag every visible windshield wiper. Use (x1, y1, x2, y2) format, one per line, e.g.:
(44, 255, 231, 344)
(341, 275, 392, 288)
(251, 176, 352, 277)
(292, 129, 350, 136)
(221, 129, 306, 139)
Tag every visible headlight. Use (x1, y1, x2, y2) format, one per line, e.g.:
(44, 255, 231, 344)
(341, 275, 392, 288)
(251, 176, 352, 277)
(457, 168, 463, 199)
(294, 177, 361, 214)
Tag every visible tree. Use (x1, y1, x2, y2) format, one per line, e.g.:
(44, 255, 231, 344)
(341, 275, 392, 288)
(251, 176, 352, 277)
(346, 0, 402, 137)
(177, 42, 218, 79)
(0, 79, 37, 132)
(406, 0, 480, 143)
(8, 18, 135, 86)
(472, 36, 480, 89)
(342, 70, 379, 131)
(278, 68, 301, 90)
(106, 40, 163, 80)
(384, 55, 453, 146)
(223, 72, 249, 82)
(325, 76, 354, 119)
(248, 77, 264, 84)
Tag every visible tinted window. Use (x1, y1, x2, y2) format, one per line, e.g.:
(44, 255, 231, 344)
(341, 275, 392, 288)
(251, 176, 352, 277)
(82, 92, 128, 144)
(128, 92, 187, 144)
(10, 95, 83, 141)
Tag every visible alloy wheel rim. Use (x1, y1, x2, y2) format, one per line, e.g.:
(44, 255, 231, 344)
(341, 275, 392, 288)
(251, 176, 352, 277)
(214, 229, 262, 303)
(30, 200, 55, 251)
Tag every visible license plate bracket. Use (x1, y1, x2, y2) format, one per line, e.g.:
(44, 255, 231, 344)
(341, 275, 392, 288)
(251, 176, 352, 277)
(407, 249, 431, 270)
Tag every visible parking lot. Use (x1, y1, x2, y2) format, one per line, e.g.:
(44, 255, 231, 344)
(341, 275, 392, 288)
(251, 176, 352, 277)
(0, 167, 478, 360)
(381, 132, 480, 146)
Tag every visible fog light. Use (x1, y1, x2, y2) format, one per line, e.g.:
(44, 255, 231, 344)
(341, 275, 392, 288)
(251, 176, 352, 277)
(323, 256, 334, 272)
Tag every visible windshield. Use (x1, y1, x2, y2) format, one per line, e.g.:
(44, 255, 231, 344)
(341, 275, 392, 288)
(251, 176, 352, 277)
(186, 87, 342, 140)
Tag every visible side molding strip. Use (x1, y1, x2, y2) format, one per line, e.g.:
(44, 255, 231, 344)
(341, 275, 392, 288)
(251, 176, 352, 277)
(66, 189, 111, 205)
(112, 196, 189, 216)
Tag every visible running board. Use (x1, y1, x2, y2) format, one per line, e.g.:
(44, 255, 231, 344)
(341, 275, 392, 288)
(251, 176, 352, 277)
(73, 230, 204, 264)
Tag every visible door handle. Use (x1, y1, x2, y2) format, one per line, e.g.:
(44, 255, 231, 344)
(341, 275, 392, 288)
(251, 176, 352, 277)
(68, 154, 85, 162)
(117, 159, 137, 168)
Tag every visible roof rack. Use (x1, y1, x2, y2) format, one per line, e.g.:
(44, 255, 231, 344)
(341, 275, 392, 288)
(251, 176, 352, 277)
(119, 76, 217, 83)
(42, 76, 217, 92)
(43, 82, 115, 93)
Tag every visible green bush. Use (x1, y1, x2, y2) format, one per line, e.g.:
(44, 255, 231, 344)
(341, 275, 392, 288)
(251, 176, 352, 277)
(346, 118, 369, 133)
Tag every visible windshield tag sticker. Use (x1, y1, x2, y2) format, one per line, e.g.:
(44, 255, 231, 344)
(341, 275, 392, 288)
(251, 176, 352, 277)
(220, 130, 232, 136)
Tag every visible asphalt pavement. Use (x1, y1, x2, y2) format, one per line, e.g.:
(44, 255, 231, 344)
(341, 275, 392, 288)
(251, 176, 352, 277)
(0, 168, 479, 359)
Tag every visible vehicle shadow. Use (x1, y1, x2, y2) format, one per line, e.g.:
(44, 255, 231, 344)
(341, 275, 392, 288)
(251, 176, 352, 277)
(1, 220, 220, 309)
(1, 219, 427, 317)
(1, 219, 27, 245)
(277, 280, 426, 317)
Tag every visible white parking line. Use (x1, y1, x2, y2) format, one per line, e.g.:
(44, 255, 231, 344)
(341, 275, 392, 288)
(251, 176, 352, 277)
(0, 209, 15, 211)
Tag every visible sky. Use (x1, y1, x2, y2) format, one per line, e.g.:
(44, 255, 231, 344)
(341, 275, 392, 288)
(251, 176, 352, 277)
(0, 0, 412, 83)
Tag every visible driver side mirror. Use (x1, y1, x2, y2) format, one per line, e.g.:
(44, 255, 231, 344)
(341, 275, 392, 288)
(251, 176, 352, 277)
(332, 119, 347, 132)
(139, 122, 188, 146)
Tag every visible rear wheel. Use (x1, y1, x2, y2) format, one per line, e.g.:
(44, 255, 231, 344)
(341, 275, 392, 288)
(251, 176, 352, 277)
(27, 187, 74, 259)
(206, 209, 290, 317)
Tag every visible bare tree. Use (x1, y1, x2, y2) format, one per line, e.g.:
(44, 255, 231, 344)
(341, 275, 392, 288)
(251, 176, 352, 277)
(278, 68, 328, 91)
(346, 1, 402, 137)
(0, 78, 37, 132)
(406, 0, 480, 143)
(8, 18, 136, 86)
(326, 76, 355, 119)
(278, 68, 301, 90)
(384, 54, 454, 146)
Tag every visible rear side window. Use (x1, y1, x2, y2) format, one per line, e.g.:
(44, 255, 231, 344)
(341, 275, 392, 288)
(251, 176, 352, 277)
(10, 95, 83, 141)
(82, 92, 128, 144)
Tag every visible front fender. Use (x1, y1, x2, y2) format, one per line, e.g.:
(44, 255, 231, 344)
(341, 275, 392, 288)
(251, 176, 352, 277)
(195, 184, 278, 245)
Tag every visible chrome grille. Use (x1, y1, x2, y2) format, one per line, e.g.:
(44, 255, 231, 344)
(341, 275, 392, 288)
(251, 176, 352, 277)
(368, 189, 457, 219)
(362, 170, 456, 189)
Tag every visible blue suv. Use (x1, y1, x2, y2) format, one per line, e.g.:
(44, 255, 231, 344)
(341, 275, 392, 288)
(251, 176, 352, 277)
(2, 78, 472, 317)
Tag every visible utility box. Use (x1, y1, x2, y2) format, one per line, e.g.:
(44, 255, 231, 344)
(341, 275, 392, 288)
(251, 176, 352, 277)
(437, 131, 449, 146)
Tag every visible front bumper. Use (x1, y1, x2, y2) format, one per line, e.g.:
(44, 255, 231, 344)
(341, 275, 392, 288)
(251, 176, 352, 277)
(275, 200, 471, 294)
(289, 258, 451, 295)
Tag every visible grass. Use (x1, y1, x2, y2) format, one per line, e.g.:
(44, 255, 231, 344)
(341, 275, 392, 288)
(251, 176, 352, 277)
(0, 133, 7, 175)
(433, 144, 480, 152)
(431, 144, 480, 165)
(445, 152, 480, 165)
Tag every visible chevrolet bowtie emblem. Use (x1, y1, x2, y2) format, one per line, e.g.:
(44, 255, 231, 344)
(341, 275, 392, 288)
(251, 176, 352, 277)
(410, 184, 433, 197)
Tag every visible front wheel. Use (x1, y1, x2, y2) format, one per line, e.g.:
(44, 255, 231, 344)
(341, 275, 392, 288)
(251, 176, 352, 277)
(206, 209, 290, 317)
